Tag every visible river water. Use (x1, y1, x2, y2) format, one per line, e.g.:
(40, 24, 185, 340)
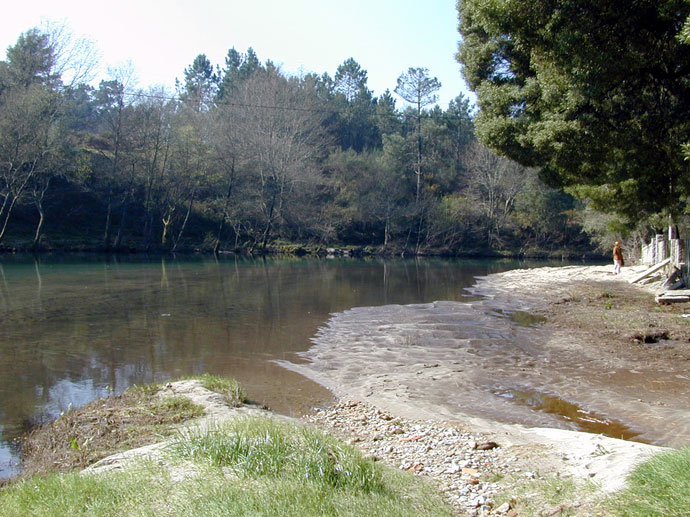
(0, 254, 538, 479)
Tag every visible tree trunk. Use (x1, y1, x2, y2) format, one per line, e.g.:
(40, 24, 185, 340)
(113, 193, 130, 249)
(103, 193, 113, 249)
(214, 165, 235, 254)
(161, 213, 173, 245)
(415, 105, 423, 205)
(260, 194, 277, 251)
(384, 215, 390, 247)
(0, 194, 20, 244)
(32, 204, 45, 248)
(172, 195, 195, 252)
(232, 222, 242, 250)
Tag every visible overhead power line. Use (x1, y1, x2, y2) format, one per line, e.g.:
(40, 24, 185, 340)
(114, 89, 474, 122)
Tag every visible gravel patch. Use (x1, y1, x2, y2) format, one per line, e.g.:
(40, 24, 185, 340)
(307, 399, 525, 516)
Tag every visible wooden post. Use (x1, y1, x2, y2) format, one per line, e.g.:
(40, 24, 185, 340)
(656, 234, 667, 264)
(679, 239, 690, 286)
(643, 242, 652, 265)
(670, 239, 680, 267)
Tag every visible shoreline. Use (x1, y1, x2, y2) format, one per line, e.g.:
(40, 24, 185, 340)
(281, 263, 690, 504)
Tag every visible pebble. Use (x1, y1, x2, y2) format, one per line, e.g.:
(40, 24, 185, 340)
(306, 399, 521, 516)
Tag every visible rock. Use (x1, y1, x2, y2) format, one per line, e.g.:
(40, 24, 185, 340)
(445, 463, 461, 474)
(543, 504, 565, 516)
(475, 441, 500, 451)
(495, 501, 511, 514)
(462, 467, 479, 476)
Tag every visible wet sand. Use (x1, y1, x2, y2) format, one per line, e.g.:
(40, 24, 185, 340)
(282, 264, 690, 491)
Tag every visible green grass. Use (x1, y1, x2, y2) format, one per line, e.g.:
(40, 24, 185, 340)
(606, 446, 690, 516)
(171, 416, 383, 492)
(194, 373, 247, 406)
(0, 417, 454, 517)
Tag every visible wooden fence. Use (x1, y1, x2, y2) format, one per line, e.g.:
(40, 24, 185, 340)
(640, 234, 689, 290)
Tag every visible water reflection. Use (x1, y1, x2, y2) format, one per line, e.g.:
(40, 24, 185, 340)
(0, 254, 530, 478)
(492, 388, 642, 441)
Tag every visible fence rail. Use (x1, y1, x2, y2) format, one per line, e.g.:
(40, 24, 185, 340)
(640, 233, 688, 284)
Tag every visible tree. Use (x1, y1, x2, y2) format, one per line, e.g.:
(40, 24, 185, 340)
(512, 169, 581, 250)
(375, 89, 400, 137)
(0, 29, 56, 90)
(0, 28, 64, 244)
(330, 58, 379, 151)
(394, 67, 441, 204)
(128, 86, 176, 249)
(334, 58, 368, 102)
(92, 76, 136, 248)
(208, 98, 247, 252)
(0, 85, 59, 243)
(218, 47, 263, 100)
(464, 141, 526, 246)
(457, 0, 690, 224)
(178, 54, 218, 112)
(227, 69, 330, 249)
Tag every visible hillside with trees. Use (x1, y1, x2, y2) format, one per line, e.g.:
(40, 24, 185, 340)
(0, 24, 592, 256)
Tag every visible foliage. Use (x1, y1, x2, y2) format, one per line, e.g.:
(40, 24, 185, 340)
(0, 25, 594, 257)
(457, 0, 690, 224)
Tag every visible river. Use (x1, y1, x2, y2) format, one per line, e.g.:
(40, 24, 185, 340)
(0, 253, 543, 479)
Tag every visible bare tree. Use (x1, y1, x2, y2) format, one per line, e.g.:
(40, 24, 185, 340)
(0, 25, 97, 245)
(228, 69, 330, 250)
(0, 86, 58, 243)
(42, 20, 99, 88)
(464, 141, 527, 246)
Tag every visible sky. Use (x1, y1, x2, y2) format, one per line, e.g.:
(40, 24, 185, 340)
(0, 0, 474, 109)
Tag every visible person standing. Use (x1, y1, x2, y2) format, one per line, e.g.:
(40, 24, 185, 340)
(613, 241, 624, 274)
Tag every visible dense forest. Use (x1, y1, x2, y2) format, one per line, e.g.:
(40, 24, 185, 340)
(0, 25, 594, 256)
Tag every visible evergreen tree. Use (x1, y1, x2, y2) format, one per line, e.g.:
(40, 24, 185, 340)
(178, 54, 218, 112)
(457, 0, 690, 223)
(395, 67, 441, 204)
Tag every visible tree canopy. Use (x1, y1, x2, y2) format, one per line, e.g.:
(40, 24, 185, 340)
(0, 26, 592, 256)
(456, 0, 690, 223)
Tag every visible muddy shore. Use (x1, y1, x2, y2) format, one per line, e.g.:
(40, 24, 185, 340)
(282, 264, 690, 495)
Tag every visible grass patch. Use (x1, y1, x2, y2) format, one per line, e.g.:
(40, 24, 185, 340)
(606, 446, 690, 516)
(0, 419, 454, 516)
(172, 416, 382, 492)
(194, 373, 246, 406)
(492, 475, 600, 516)
(17, 384, 205, 479)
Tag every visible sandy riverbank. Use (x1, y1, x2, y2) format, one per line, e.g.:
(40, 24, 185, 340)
(281, 263, 690, 498)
